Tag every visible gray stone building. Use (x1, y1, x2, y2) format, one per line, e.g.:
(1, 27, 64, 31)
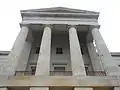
(0, 7, 120, 90)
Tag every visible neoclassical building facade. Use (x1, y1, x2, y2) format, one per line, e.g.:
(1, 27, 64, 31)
(0, 7, 120, 90)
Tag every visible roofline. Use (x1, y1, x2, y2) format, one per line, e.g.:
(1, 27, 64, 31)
(20, 7, 99, 14)
(20, 7, 99, 19)
(0, 51, 10, 53)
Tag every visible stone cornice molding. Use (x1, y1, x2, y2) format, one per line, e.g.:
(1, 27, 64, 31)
(21, 7, 99, 14)
(19, 23, 29, 28)
(21, 12, 99, 20)
(44, 24, 53, 29)
(21, 7, 99, 20)
(90, 25, 101, 30)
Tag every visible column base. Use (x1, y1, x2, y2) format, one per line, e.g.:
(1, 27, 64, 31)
(75, 87, 93, 90)
(0, 88, 7, 90)
(30, 87, 49, 90)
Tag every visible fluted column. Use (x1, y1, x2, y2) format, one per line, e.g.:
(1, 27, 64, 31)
(91, 26, 120, 76)
(35, 25, 51, 75)
(69, 26, 86, 76)
(8, 26, 29, 75)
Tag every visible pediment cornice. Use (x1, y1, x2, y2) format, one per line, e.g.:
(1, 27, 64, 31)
(21, 7, 99, 19)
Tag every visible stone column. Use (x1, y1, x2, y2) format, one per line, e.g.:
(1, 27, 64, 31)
(16, 41, 32, 72)
(35, 26, 51, 75)
(8, 26, 29, 75)
(91, 26, 120, 76)
(69, 26, 86, 76)
(87, 42, 104, 71)
(16, 30, 33, 74)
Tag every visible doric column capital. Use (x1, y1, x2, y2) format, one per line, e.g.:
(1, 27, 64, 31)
(68, 25, 77, 30)
(44, 24, 53, 29)
(90, 25, 100, 30)
(43, 25, 52, 34)
(19, 23, 29, 28)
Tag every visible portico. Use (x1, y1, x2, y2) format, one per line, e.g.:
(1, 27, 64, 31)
(10, 23, 120, 76)
(15, 24, 91, 76)
(2, 7, 120, 90)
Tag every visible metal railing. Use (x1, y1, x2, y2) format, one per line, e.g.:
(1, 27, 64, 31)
(50, 71, 72, 76)
(15, 71, 35, 76)
(87, 71, 106, 76)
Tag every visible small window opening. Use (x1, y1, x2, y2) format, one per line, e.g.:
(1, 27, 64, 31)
(85, 64, 89, 75)
(56, 47, 63, 54)
(80, 44, 84, 55)
(36, 47, 40, 54)
(81, 47, 84, 55)
(31, 66, 36, 75)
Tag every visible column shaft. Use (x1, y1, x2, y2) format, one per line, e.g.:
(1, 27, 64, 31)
(69, 26, 86, 76)
(91, 28, 110, 56)
(16, 41, 32, 71)
(8, 26, 29, 75)
(91, 27, 120, 76)
(35, 26, 51, 75)
(87, 42, 104, 71)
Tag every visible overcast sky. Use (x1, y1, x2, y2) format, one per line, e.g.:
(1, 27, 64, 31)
(0, 0, 119, 52)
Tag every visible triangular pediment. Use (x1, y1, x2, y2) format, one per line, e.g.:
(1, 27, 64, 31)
(21, 7, 99, 14)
